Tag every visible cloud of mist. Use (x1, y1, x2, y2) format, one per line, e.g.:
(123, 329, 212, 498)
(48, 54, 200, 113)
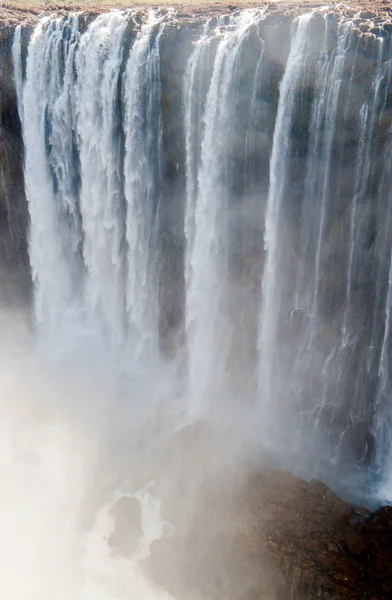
(0, 286, 177, 599)
(0, 263, 279, 600)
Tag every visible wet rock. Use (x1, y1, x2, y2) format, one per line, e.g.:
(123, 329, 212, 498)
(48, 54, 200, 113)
(244, 471, 392, 599)
(0, 28, 28, 269)
(349, 505, 372, 525)
(344, 531, 368, 555)
(143, 441, 392, 600)
(307, 478, 328, 496)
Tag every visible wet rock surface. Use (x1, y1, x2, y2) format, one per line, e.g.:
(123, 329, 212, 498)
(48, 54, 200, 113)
(144, 466, 392, 599)
(135, 425, 392, 600)
(0, 26, 28, 268)
(235, 472, 392, 599)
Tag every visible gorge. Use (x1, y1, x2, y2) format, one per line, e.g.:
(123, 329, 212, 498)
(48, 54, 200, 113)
(1, 1, 392, 598)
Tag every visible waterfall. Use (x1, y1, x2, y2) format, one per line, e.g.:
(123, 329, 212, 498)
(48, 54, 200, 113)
(12, 7, 392, 500)
(123, 12, 165, 364)
(74, 11, 129, 347)
(258, 13, 392, 491)
(258, 14, 313, 426)
(13, 10, 164, 364)
(184, 10, 265, 413)
(12, 26, 23, 123)
(13, 15, 82, 331)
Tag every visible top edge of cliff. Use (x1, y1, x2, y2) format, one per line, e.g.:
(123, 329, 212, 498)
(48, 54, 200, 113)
(1, 0, 392, 27)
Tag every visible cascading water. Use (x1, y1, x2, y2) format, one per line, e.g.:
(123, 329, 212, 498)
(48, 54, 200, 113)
(123, 12, 165, 364)
(13, 10, 165, 364)
(13, 15, 83, 332)
(258, 14, 313, 426)
(75, 11, 129, 347)
(259, 15, 355, 441)
(258, 13, 392, 498)
(184, 10, 266, 413)
(9, 11, 182, 600)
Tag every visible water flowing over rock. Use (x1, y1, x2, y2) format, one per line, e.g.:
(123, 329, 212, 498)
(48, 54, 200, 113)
(258, 12, 392, 496)
(5, 5, 392, 506)
(123, 12, 166, 362)
(12, 11, 168, 362)
(75, 11, 129, 347)
(184, 10, 266, 413)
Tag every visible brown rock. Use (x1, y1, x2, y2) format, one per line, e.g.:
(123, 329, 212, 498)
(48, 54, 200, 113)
(344, 532, 367, 555)
(307, 479, 329, 499)
(306, 538, 321, 553)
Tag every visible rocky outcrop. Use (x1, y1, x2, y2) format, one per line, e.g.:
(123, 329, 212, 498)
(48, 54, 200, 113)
(92, 422, 391, 600)
(143, 459, 392, 599)
(236, 471, 392, 599)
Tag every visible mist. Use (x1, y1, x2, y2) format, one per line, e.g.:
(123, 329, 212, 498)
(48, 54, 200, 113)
(0, 269, 284, 599)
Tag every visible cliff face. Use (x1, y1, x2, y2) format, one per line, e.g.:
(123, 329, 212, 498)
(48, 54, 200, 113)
(4, 3, 392, 495)
(0, 25, 27, 269)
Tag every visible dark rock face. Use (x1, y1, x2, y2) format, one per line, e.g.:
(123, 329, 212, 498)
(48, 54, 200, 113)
(0, 25, 30, 307)
(0, 26, 28, 268)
